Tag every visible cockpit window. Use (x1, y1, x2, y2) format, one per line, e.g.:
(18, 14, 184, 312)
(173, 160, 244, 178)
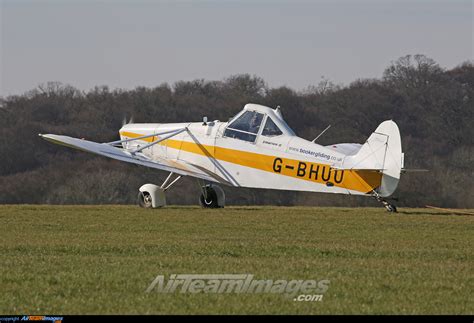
(224, 111, 264, 142)
(228, 111, 263, 134)
(262, 117, 283, 137)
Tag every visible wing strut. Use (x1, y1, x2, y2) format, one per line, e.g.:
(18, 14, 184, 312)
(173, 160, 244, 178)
(131, 128, 188, 155)
(107, 128, 185, 146)
(161, 172, 182, 191)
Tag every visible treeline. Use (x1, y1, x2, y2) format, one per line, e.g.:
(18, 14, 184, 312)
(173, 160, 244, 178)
(0, 54, 472, 208)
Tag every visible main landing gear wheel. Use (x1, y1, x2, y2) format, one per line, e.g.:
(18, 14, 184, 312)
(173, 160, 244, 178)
(138, 191, 153, 208)
(199, 186, 219, 208)
(196, 182, 225, 208)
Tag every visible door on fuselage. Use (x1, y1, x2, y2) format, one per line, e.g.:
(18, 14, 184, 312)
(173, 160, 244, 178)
(215, 110, 290, 160)
(214, 110, 264, 182)
(255, 115, 290, 154)
(214, 110, 291, 185)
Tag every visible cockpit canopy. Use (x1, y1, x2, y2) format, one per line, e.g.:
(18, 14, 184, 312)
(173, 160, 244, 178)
(224, 104, 295, 143)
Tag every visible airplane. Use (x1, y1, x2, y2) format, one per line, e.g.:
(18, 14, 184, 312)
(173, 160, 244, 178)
(39, 103, 404, 212)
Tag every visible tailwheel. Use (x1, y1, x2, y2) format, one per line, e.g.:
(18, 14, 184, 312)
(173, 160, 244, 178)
(383, 202, 397, 213)
(372, 190, 398, 213)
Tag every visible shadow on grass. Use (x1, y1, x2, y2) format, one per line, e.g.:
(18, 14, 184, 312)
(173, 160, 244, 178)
(397, 210, 474, 217)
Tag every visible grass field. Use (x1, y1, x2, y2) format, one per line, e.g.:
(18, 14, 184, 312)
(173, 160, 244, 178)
(0, 205, 473, 315)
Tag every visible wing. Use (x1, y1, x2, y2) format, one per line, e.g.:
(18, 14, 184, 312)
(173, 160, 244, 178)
(39, 134, 231, 185)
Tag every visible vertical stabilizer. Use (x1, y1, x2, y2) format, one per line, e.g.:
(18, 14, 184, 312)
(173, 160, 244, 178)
(344, 120, 403, 197)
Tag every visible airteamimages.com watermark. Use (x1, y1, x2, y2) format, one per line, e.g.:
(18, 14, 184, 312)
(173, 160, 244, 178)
(0, 317, 63, 322)
(146, 274, 330, 302)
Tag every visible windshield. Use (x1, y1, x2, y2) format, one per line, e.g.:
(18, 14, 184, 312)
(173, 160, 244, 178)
(224, 110, 264, 142)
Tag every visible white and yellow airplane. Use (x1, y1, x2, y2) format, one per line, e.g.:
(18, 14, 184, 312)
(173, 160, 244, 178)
(40, 103, 404, 212)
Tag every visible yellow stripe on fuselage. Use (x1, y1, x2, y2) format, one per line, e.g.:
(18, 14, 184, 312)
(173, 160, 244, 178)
(120, 131, 381, 193)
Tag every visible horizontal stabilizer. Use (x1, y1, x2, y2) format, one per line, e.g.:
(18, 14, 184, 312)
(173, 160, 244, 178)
(401, 169, 429, 173)
(331, 166, 384, 172)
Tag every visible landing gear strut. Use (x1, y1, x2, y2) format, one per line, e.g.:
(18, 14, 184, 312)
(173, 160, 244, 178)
(137, 172, 182, 208)
(372, 190, 397, 213)
(137, 175, 226, 209)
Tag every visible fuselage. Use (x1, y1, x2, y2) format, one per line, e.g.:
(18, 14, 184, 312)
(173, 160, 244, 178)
(119, 104, 382, 196)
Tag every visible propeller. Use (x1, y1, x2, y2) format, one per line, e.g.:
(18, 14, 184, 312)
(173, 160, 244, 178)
(122, 115, 135, 126)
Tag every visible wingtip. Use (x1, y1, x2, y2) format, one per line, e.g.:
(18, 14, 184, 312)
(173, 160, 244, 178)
(39, 134, 54, 140)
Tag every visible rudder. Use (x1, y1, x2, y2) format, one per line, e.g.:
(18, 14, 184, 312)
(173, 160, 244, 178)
(344, 120, 403, 197)
(375, 121, 403, 197)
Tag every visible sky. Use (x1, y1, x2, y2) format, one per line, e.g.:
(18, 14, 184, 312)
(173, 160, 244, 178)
(1, 0, 472, 96)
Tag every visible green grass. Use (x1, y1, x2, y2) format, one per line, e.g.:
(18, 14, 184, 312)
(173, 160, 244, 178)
(0, 205, 473, 314)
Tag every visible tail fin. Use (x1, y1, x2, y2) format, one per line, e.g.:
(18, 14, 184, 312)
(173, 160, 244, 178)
(344, 120, 403, 197)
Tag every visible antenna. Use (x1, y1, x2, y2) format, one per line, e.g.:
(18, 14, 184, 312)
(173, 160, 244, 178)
(275, 105, 282, 118)
(312, 125, 331, 143)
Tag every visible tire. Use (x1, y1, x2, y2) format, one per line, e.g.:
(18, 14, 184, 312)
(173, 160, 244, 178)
(385, 204, 397, 213)
(138, 191, 153, 208)
(199, 187, 219, 208)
